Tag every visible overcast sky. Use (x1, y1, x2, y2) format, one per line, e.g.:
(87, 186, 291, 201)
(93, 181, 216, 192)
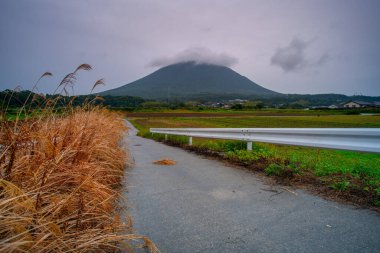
(1, 0, 379, 96)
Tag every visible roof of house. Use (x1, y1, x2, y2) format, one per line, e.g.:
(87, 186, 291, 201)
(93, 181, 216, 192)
(345, 101, 372, 105)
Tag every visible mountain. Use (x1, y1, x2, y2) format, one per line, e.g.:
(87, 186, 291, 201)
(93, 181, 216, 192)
(100, 62, 280, 100)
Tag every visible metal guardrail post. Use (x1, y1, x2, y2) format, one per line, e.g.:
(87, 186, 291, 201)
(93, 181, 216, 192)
(189, 136, 193, 146)
(247, 141, 253, 151)
(165, 134, 168, 141)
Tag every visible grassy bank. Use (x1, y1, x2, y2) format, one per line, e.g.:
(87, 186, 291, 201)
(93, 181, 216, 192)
(129, 114, 380, 208)
(0, 66, 159, 252)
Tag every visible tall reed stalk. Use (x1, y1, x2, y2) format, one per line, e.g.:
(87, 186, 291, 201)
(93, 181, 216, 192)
(0, 65, 159, 252)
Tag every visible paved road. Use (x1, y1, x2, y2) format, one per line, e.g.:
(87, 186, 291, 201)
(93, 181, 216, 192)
(124, 121, 380, 253)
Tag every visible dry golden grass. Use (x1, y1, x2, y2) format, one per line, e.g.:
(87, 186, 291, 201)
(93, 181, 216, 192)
(0, 65, 159, 252)
(153, 159, 177, 166)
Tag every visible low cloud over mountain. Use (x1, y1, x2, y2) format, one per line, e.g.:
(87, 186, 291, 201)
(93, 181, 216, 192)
(271, 38, 329, 72)
(149, 47, 238, 68)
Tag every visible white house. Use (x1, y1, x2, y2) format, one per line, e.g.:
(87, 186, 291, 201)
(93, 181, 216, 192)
(343, 101, 372, 108)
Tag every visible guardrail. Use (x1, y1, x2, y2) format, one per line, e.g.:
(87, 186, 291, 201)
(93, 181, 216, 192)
(150, 128, 380, 153)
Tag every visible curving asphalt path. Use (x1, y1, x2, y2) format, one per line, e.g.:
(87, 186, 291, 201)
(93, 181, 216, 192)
(124, 120, 380, 253)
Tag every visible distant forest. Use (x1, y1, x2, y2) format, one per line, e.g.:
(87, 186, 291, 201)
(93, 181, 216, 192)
(1, 89, 380, 111)
(0, 90, 145, 111)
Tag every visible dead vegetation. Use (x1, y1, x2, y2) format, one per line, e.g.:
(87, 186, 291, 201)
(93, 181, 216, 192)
(153, 158, 177, 166)
(0, 65, 159, 252)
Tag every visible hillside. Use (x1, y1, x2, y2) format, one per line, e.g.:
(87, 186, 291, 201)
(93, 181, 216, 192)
(100, 62, 280, 99)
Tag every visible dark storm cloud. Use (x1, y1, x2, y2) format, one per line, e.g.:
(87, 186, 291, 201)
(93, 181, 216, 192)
(149, 47, 238, 67)
(271, 38, 329, 72)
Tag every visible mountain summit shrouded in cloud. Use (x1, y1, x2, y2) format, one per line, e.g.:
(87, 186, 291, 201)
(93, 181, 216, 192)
(101, 61, 278, 99)
(149, 47, 238, 68)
